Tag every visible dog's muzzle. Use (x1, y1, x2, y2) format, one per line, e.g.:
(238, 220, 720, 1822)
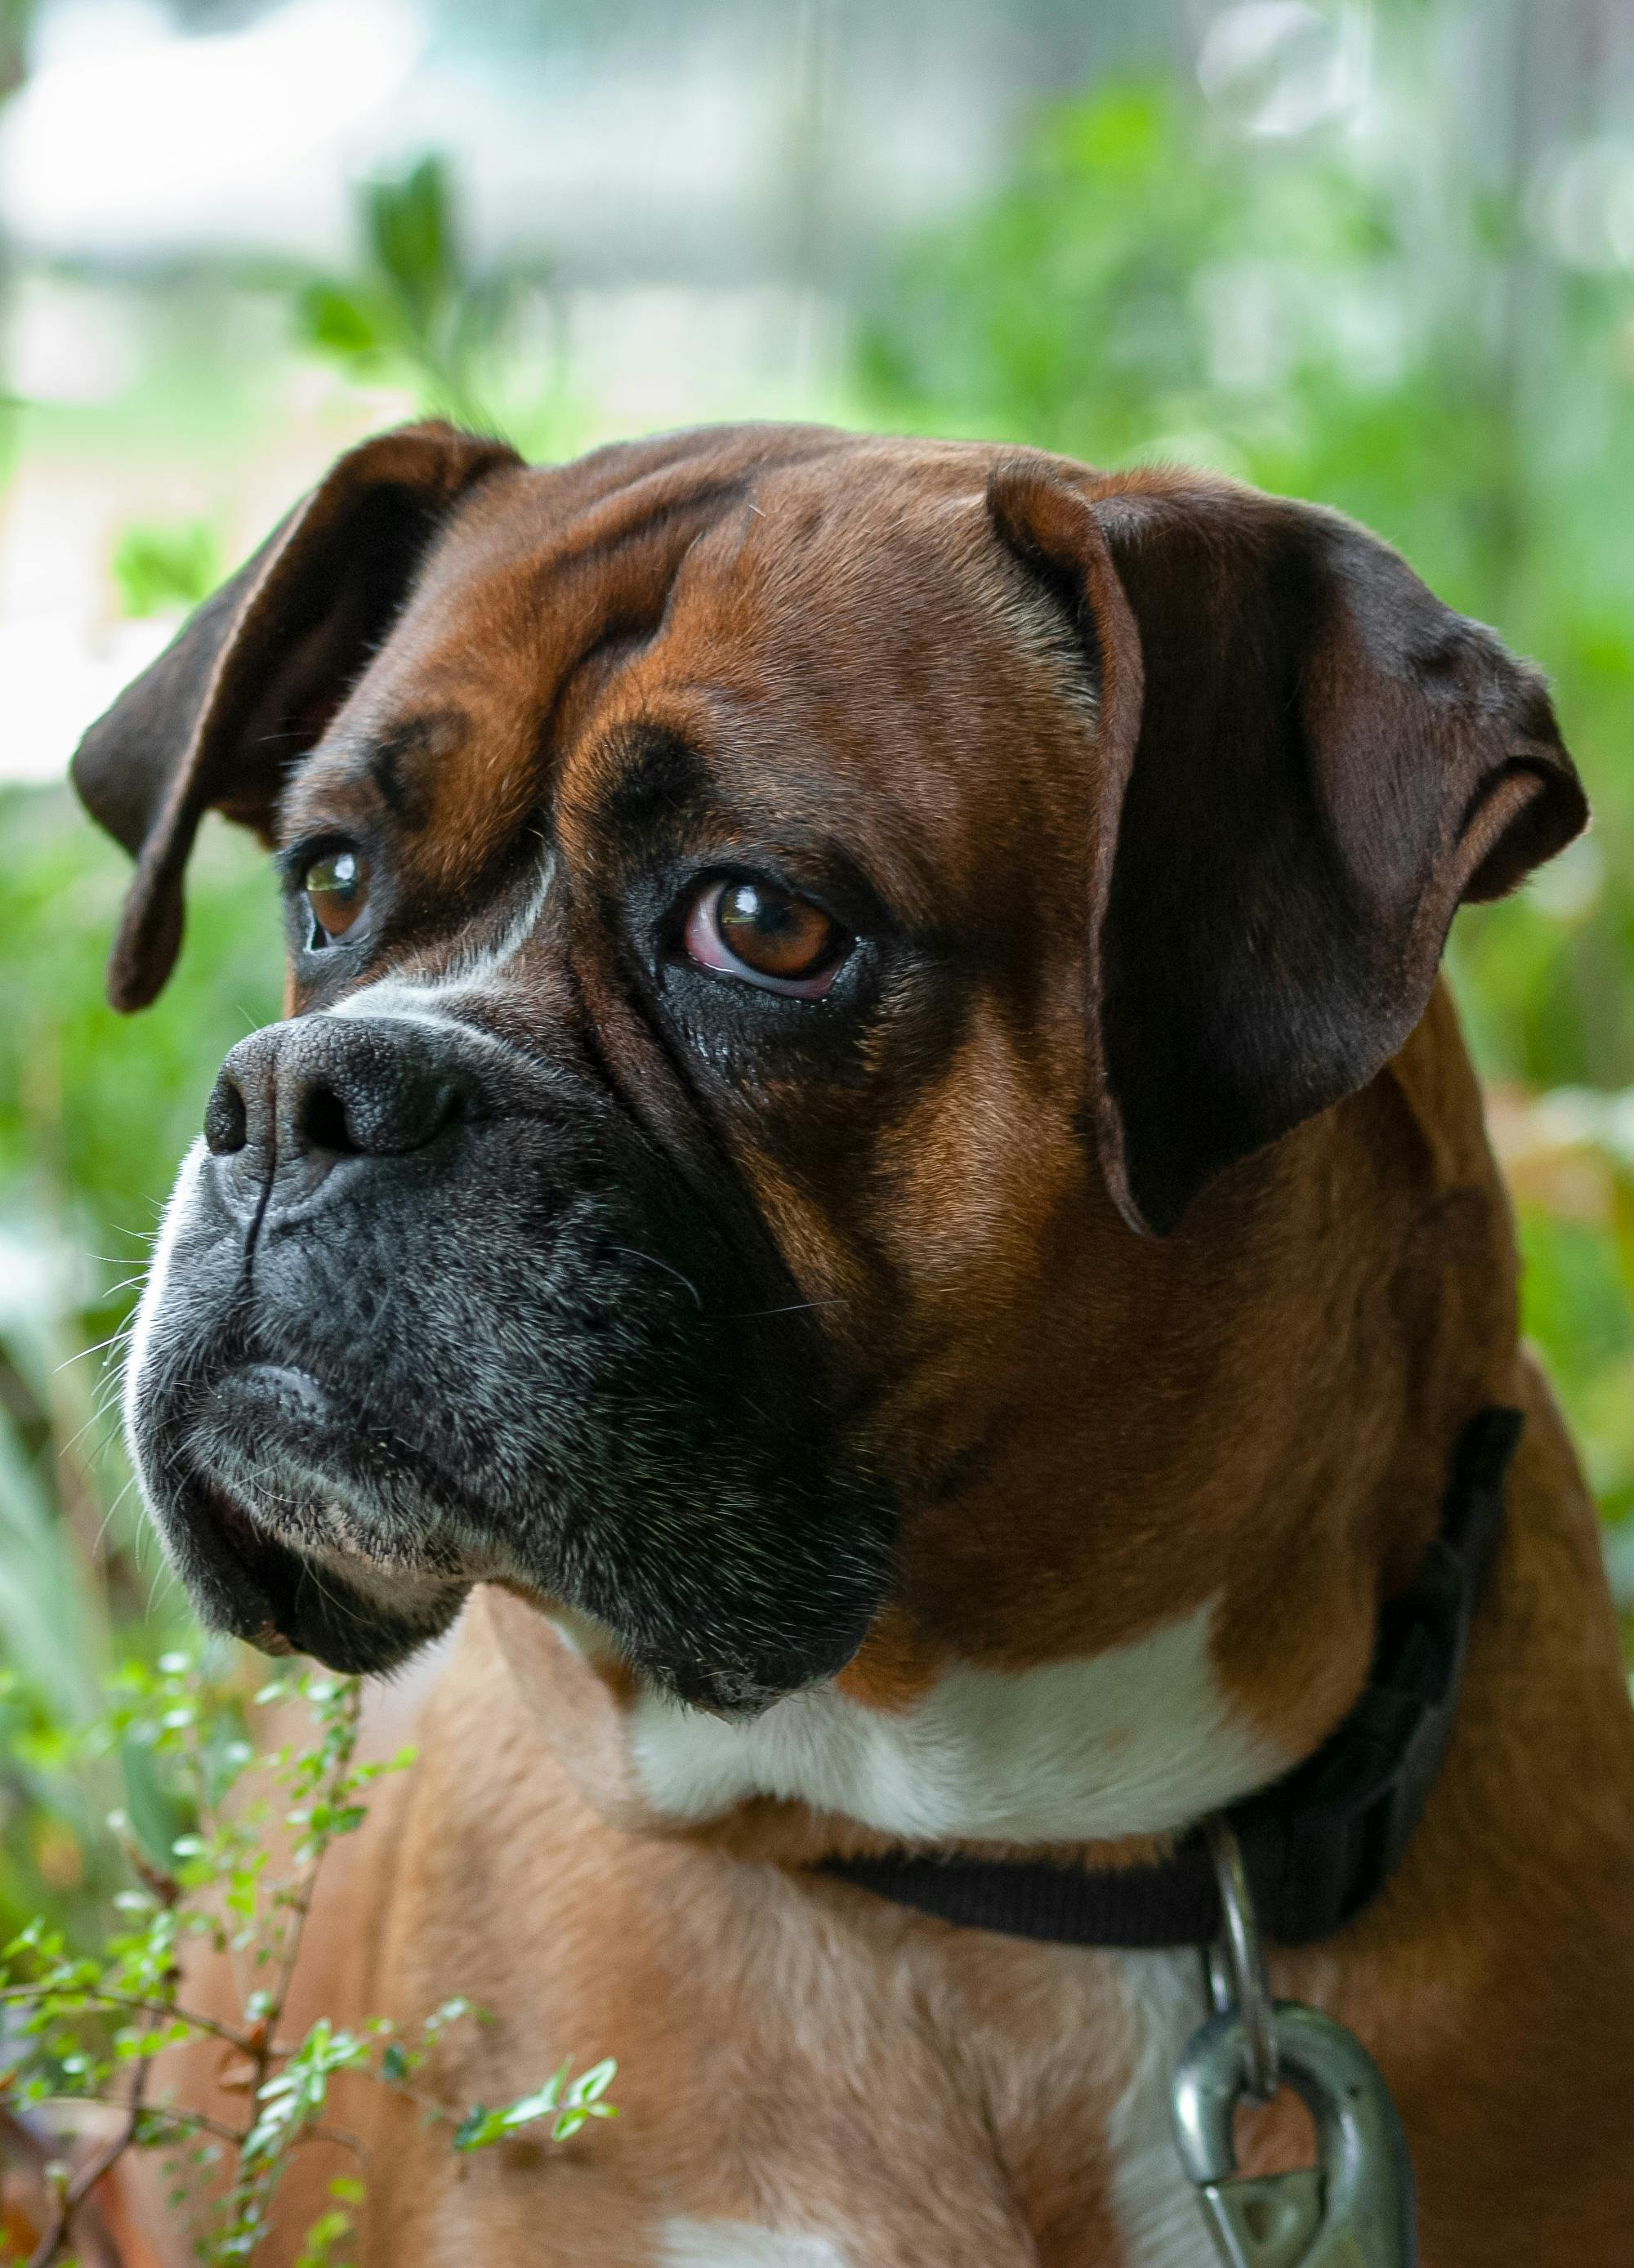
(125, 1008, 895, 1708)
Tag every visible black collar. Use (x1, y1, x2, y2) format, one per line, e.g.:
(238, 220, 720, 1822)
(821, 1406, 1522, 1950)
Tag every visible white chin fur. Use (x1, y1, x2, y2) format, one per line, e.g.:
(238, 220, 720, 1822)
(123, 1137, 206, 1457)
(628, 1595, 1287, 1846)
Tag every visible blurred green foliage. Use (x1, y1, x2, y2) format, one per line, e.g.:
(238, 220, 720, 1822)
(0, 792, 279, 1940)
(0, 1660, 616, 2261)
(294, 152, 537, 432)
(111, 520, 221, 621)
(0, 792, 279, 1259)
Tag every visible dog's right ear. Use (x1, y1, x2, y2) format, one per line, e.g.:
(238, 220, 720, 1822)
(73, 421, 520, 1011)
(988, 460, 1587, 1237)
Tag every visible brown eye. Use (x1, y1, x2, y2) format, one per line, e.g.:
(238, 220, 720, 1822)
(301, 847, 368, 944)
(682, 878, 846, 996)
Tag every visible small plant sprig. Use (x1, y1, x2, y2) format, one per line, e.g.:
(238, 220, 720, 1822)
(0, 1654, 616, 2265)
(293, 153, 533, 431)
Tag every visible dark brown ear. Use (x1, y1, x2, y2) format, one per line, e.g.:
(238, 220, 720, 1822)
(73, 420, 521, 1011)
(987, 462, 1589, 1237)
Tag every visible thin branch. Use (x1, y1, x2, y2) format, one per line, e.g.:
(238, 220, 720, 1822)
(222, 1685, 367, 2243)
(25, 2016, 156, 2268)
(0, 2104, 118, 2264)
(304, 2118, 370, 2166)
(31, 2096, 248, 2151)
(29, 2099, 367, 2163)
(0, 1983, 255, 2057)
(381, 2074, 456, 2125)
(259, 1687, 365, 2075)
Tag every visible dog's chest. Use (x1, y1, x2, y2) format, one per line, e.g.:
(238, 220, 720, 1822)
(632, 1935, 1214, 2268)
(377, 1623, 1228, 2268)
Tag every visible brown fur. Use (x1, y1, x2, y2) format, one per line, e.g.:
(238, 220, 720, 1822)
(78, 424, 1633, 2261)
(246, 1337, 1634, 2266)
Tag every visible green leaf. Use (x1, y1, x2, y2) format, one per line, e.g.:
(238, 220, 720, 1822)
(450, 2052, 620, 2154)
(565, 2056, 617, 2106)
(297, 280, 387, 360)
(452, 2105, 492, 2152)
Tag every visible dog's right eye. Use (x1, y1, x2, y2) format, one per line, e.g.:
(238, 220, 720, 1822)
(301, 847, 370, 947)
(682, 878, 847, 997)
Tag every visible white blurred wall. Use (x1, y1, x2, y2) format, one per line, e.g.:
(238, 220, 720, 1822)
(0, 0, 1109, 780)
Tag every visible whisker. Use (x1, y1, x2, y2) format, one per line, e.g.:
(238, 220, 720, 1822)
(738, 1297, 845, 1319)
(609, 1245, 704, 1311)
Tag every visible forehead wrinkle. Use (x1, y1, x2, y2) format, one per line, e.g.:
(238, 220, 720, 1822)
(560, 676, 948, 935)
(313, 438, 1085, 924)
(261, 438, 1070, 971)
(407, 458, 755, 624)
(595, 489, 1092, 931)
(350, 708, 470, 820)
(544, 470, 750, 577)
(382, 467, 773, 789)
(317, 650, 544, 902)
(564, 514, 1014, 922)
(500, 422, 856, 533)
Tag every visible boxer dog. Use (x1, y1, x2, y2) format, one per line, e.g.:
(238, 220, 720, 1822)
(74, 422, 1634, 2264)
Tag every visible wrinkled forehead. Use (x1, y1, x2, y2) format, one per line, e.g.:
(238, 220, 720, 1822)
(279, 443, 1087, 919)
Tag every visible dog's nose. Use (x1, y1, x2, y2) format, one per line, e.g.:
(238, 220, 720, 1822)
(205, 1017, 472, 1204)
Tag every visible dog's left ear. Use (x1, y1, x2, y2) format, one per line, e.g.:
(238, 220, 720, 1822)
(987, 463, 1588, 1236)
(73, 420, 520, 1011)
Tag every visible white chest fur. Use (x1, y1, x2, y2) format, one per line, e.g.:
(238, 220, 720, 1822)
(657, 2222, 852, 2267)
(1105, 1949, 1221, 2266)
(628, 1596, 1286, 1846)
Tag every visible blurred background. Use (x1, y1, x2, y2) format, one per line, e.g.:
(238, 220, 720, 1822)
(2, 0, 1634, 1940)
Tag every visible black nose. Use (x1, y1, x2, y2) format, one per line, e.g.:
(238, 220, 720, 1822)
(205, 1016, 473, 1206)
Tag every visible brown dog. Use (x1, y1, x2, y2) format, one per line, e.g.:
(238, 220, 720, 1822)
(76, 421, 1634, 2264)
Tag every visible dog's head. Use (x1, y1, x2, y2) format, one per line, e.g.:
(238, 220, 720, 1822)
(77, 421, 1585, 1714)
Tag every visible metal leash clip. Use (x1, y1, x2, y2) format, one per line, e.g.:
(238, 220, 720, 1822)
(1168, 1819, 1419, 2268)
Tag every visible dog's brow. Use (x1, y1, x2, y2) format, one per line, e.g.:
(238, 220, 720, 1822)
(367, 730, 414, 815)
(351, 712, 468, 821)
(595, 726, 712, 841)
(554, 475, 749, 578)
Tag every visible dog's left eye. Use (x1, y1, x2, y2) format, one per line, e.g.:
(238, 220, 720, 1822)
(682, 878, 847, 997)
(301, 847, 369, 947)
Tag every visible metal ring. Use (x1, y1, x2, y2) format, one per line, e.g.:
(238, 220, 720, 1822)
(1203, 1815, 1279, 2102)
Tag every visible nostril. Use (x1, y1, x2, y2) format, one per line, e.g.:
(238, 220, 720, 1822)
(296, 1076, 462, 1157)
(300, 1081, 362, 1158)
(203, 1074, 248, 1156)
(264, 1023, 480, 1167)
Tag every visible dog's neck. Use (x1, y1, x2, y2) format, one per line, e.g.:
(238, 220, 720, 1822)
(488, 984, 1520, 1867)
